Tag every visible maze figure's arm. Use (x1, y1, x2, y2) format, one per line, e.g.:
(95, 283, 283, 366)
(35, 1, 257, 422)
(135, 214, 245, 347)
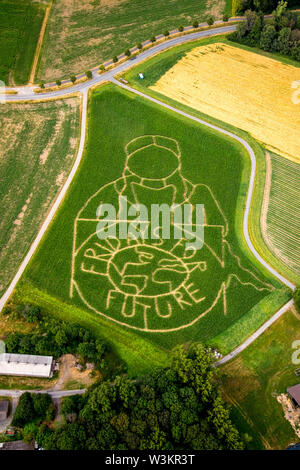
(190, 184, 228, 235)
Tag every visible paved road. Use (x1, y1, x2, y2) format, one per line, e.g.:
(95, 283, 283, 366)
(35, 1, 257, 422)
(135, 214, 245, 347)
(4, 25, 236, 101)
(0, 389, 86, 428)
(0, 23, 295, 365)
(213, 298, 294, 366)
(0, 389, 86, 398)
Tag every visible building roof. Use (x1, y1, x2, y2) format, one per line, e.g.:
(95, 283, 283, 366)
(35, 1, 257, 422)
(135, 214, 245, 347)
(0, 440, 35, 450)
(0, 353, 53, 378)
(0, 400, 9, 413)
(287, 384, 300, 405)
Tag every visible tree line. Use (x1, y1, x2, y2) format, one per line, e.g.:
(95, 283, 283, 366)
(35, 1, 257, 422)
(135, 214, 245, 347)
(2, 303, 121, 376)
(34, 344, 244, 450)
(230, 1, 300, 60)
(233, 0, 299, 16)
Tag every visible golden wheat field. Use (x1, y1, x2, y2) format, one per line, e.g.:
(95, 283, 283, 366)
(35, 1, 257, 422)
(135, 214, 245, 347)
(151, 43, 300, 163)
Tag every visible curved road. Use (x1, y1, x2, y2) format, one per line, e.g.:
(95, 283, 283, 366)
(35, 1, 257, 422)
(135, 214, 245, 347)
(0, 24, 295, 367)
(4, 24, 237, 101)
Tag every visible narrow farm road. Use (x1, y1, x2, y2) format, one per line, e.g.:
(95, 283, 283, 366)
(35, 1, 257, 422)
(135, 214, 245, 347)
(4, 25, 237, 101)
(0, 389, 86, 398)
(213, 298, 294, 366)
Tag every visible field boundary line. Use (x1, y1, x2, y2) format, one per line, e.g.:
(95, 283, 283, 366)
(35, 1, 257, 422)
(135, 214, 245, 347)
(29, 0, 53, 85)
(0, 90, 88, 312)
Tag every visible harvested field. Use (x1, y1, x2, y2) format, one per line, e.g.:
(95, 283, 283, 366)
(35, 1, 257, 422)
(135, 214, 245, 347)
(0, 97, 80, 295)
(36, 0, 227, 82)
(261, 153, 300, 280)
(151, 43, 300, 164)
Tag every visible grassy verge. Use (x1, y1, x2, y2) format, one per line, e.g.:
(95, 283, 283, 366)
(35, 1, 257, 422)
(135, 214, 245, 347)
(208, 288, 291, 354)
(220, 310, 300, 449)
(0, 373, 58, 391)
(14, 283, 170, 378)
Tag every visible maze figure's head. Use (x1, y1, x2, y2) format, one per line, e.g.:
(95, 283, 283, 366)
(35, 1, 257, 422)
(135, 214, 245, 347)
(124, 135, 181, 181)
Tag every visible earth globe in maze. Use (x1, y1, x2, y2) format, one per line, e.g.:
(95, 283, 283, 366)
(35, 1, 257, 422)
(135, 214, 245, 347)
(107, 244, 189, 297)
(71, 135, 273, 332)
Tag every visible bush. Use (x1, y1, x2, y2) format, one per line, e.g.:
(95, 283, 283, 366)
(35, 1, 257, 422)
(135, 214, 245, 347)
(70, 75, 76, 83)
(275, 26, 291, 54)
(260, 24, 276, 51)
(193, 20, 199, 28)
(150, 35, 156, 43)
(163, 30, 169, 37)
(137, 42, 143, 50)
(124, 49, 131, 57)
(39, 82, 45, 89)
(55, 79, 61, 86)
(23, 422, 38, 444)
(32, 393, 52, 419)
(16, 304, 41, 323)
(99, 64, 105, 72)
(178, 25, 184, 32)
(232, 0, 243, 16)
(12, 392, 35, 427)
(113, 56, 118, 63)
(4, 304, 111, 373)
(294, 288, 300, 313)
(12, 393, 54, 429)
(85, 70, 92, 79)
(207, 16, 214, 26)
(291, 42, 300, 60)
(223, 14, 229, 22)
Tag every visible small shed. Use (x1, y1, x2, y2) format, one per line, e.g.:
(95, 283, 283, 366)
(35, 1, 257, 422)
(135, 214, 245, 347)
(0, 353, 53, 378)
(0, 400, 9, 421)
(287, 384, 300, 408)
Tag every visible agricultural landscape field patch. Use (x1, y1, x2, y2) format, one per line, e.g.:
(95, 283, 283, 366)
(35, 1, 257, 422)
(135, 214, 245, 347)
(150, 42, 300, 164)
(261, 153, 300, 280)
(221, 310, 300, 449)
(36, 0, 227, 82)
(21, 85, 283, 351)
(123, 35, 299, 287)
(0, 97, 80, 295)
(0, 0, 45, 85)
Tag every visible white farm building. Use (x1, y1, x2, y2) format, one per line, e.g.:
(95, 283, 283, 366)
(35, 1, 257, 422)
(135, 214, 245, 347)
(0, 353, 54, 378)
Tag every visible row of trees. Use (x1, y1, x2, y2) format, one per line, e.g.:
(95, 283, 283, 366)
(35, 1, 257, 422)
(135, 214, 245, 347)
(33, 344, 244, 450)
(110, 17, 217, 64)
(3, 304, 115, 374)
(229, 2, 300, 60)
